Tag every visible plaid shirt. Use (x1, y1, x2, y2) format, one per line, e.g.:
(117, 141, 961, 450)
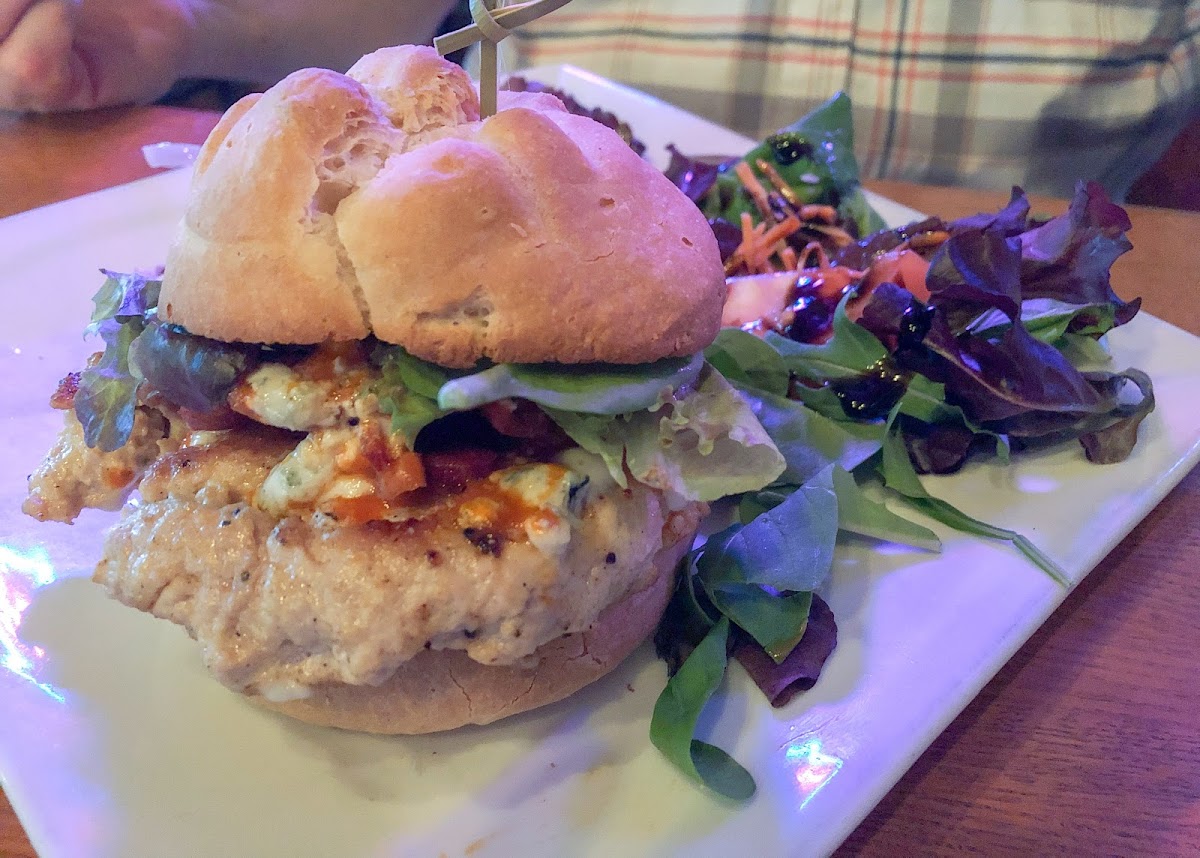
(503, 0, 1200, 199)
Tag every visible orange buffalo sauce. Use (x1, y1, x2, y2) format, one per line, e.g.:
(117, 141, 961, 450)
(456, 479, 545, 540)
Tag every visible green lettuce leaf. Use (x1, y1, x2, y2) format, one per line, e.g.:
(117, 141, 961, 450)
(437, 353, 704, 415)
(374, 345, 463, 399)
(545, 364, 785, 501)
(373, 349, 449, 446)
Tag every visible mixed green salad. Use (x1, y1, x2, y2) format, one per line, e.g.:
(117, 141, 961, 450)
(645, 93, 1153, 798)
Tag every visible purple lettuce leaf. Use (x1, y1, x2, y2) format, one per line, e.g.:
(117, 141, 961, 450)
(502, 77, 646, 155)
(663, 144, 724, 205)
(1078, 369, 1155, 463)
(949, 186, 1031, 235)
(925, 228, 1022, 327)
(731, 594, 837, 708)
(854, 281, 1153, 451)
(86, 270, 161, 334)
(1016, 181, 1138, 325)
(128, 320, 260, 413)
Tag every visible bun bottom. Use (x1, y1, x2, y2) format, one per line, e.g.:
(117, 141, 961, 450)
(250, 526, 694, 734)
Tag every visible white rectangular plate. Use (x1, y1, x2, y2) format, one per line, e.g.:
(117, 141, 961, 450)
(3, 67, 1199, 858)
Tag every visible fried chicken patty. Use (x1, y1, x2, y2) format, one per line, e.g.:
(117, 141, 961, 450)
(91, 431, 702, 702)
(22, 407, 178, 523)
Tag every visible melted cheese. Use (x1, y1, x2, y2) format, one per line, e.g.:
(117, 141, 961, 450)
(230, 349, 375, 432)
(239, 351, 602, 559)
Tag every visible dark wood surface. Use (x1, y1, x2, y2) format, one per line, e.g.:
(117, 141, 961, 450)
(2, 108, 1197, 858)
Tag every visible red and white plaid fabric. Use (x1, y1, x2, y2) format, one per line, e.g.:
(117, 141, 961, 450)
(503, 0, 1199, 198)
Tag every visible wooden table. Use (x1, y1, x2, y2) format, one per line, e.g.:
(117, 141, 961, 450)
(2, 107, 1198, 857)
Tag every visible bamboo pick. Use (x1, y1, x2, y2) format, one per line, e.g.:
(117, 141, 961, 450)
(434, 0, 573, 57)
(434, 0, 574, 119)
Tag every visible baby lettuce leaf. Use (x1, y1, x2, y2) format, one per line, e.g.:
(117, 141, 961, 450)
(649, 618, 756, 800)
(1016, 181, 1137, 323)
(1077, 368, 1155, 464)
(663, 144, 724, 205)
(127, 320, 256, 413)
(86, 270, 161, 333)
(74, 320, 142, 452)
(74, 271, 163, 451)
(437, 353, 704, 415)
(878, 407, 1068, 585)
(705, 328, 790, 397)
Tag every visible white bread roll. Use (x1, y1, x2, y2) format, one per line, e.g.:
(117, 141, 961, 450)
(158, 45, 725, 367)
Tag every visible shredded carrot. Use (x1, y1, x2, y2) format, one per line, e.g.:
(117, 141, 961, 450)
(760, 214, 801, 249)
(798, 204, 838, 223)
(754, 157, 801, 207)
(734, 161, 774, 220)
(779, 246, 798, 271)
(727, 213, 805, 275)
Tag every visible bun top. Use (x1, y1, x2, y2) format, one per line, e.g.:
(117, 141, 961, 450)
(158, 46, 725, 367)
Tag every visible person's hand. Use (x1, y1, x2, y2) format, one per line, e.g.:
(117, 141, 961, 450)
(0, 0, 190, 111)
(0, 0, 458, 113)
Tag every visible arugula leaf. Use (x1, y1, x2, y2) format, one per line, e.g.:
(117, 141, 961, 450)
(706, 584, 813, 664)
(730, 595, 838, 708)
(733, 382, 884, 484)
(437, 354, 704, 415)
(649, 617, 756, 801)
(699, 477, 837, 595)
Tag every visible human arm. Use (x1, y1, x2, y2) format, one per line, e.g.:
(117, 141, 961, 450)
(0, 0, 458, 112)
